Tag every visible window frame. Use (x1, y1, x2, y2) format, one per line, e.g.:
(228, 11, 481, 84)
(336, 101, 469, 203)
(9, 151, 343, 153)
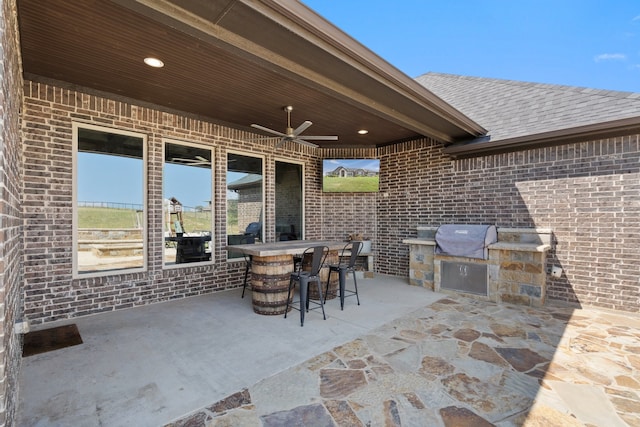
(226, 150, 265, 261)
(274, 157, 305, 241)
(72, 122, 148, 278)
(162, 138, 215, 268)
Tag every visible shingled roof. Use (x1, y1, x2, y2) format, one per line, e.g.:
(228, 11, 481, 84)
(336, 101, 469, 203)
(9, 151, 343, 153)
(416, 73, 640, 156)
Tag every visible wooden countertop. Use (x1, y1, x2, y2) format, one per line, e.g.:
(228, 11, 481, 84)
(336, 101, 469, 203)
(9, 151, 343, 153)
(226, 240, 347, 257)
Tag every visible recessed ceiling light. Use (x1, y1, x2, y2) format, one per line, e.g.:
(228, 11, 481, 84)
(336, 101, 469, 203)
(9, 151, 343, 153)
(144, 57, 164, 68)
(358, 129, 369, 135)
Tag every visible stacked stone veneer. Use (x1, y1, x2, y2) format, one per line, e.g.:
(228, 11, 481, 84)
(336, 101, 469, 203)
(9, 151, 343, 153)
(405, 227, 552, 307)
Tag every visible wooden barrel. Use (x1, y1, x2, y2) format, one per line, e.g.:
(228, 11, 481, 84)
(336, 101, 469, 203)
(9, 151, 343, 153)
(251, 255, 294, 315)
(305, 250, 339, 300)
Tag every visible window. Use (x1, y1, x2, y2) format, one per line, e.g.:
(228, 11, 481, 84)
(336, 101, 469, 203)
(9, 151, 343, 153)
(275, 160, 304, 240)
(73, 124, 146, 276)
(227, 152, 264, 258)
(163, 141, 213, 266)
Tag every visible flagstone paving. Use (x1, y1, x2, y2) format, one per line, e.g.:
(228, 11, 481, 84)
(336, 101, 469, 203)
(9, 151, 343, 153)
(167, 295, 640, 426)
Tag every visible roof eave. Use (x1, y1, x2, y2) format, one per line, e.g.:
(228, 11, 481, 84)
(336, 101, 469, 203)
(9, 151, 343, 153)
(443, 116, 640, 158)
(117, 0, 485, 143)
(262, 0, 487, 138)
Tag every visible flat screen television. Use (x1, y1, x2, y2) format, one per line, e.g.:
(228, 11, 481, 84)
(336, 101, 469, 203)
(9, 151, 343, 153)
(322, 159, 380, 193)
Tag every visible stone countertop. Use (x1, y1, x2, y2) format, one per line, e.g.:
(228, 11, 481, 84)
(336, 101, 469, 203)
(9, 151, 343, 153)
(402, 238, 436, 245)
(489, 242, 551, 252)
(403, 239, 551, 253)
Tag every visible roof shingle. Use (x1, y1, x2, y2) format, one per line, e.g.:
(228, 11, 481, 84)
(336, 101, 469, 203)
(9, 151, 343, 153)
(415, 73, 640, 143)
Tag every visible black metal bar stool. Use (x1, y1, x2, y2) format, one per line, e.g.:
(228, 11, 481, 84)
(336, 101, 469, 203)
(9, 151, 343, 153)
(285, 245, 328, 326)
(240, 235, 255, 298)
(325, 241, 362, 310)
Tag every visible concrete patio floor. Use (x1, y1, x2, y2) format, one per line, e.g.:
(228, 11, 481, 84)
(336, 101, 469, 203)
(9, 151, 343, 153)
(17, 275, 640, 426)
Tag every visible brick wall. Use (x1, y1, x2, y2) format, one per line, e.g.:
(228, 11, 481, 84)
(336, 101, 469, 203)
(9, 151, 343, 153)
(21, 79, 320, 325)
(21, 78, 640, 327)
(378, 137, 640, 312)
(0, 0, 24, 425)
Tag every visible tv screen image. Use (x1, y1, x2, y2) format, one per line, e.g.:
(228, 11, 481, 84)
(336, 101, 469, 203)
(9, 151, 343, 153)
(322, 159, 380, 193)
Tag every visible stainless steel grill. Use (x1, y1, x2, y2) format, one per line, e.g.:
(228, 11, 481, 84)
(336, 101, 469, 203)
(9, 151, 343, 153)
(435, 224, 497, 260)
(435, 224, 498, 296)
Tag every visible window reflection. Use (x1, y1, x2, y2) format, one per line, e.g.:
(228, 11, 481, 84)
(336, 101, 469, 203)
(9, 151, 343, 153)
(75, 125, 145, 275)
(227, 153, 263, 259)
(275, 161, 303, 241)
(163, 142, 213, 265)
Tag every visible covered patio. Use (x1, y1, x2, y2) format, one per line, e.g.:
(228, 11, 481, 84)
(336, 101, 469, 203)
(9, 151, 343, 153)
(18, 276, 640, 426)
(1, 0, 638, 426)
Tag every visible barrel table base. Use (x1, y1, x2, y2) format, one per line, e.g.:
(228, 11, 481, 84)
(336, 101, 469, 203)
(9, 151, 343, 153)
(250, 255, 294, 315)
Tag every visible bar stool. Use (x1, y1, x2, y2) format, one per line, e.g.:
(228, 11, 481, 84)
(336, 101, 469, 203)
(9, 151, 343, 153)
(240, 235, 255, 298)
(325, 241, 362, 310)
(285, 245, 328, 326)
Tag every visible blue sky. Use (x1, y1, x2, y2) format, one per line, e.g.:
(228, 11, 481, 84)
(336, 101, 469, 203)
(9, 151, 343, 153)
(79, 153, 212, 208)
(323, 159, 380, 176)
(302, 0, 640, 93)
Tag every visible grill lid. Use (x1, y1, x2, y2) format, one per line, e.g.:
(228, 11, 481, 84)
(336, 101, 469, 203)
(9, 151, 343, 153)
(435, 224, 497, 259)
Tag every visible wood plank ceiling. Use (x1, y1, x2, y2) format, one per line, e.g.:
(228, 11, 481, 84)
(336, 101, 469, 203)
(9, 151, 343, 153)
(17, 0, 485, 148)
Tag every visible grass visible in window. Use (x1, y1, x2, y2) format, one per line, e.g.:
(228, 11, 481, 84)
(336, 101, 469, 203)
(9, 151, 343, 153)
(78, 207, 211, 231)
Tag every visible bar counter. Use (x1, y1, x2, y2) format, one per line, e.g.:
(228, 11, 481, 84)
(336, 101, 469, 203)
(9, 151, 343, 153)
(226, 240, 346, 315)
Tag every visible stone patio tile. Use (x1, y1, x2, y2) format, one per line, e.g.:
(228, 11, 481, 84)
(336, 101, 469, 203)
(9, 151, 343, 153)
(548, 381, 629, 427)
(168, 293, 640, 427)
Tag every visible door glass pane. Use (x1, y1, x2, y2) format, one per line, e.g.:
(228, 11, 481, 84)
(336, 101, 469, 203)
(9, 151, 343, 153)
(275, 161, 303, 241)
(227, 153, 263, 258)
(76, 126, 145, 275)
(163, 142, 213, 265)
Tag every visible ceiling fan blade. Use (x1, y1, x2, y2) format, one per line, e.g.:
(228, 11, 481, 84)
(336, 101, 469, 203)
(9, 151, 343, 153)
(293, 138, 319, 148)
(172, 158, 210, 166)
(295, 135, 338, 140)
(172, 157, 204, 163)
(251, 123, 286, 137)
(293, 120, 312, 136)
(195, 155, 209, 162)
(251, 107, 335, 149)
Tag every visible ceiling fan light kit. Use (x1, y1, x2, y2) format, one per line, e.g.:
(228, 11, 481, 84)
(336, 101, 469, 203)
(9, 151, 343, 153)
(251, 106, 338, 148)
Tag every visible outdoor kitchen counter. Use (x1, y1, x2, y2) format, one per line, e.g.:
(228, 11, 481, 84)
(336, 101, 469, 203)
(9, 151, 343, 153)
(402, 238, 436, 246)
(489, 242, 551, 252)
(404, 227, 554, 307)
(403, 238, 551, 252)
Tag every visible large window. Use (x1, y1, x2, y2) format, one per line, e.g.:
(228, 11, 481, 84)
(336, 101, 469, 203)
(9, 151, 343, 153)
(163, 141, 213, 266)
(73, 124, 146, 276)
(275, 160, 304, 240)
(227, 152, 264, 258)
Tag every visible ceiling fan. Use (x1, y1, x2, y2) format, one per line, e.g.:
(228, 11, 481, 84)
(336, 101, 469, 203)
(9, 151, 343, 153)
(171, 155, 211, 166)
(251, 105, 338, 148)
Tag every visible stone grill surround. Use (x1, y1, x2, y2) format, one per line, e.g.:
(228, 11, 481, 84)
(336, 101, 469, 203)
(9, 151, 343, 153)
(404, 227, 552, 306)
